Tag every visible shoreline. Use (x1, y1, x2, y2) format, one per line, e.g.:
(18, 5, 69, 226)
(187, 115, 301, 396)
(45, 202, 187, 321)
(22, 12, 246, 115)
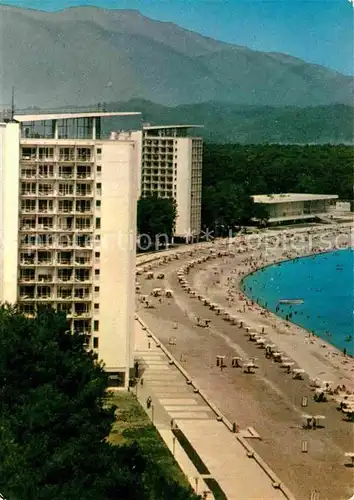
(190, 224, 354, 393)
(239, 246, 353, 357)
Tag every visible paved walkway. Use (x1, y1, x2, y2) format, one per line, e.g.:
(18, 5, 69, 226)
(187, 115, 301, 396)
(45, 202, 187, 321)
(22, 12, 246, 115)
(134, 319, 291, 500)
(134, 322, 214, 498)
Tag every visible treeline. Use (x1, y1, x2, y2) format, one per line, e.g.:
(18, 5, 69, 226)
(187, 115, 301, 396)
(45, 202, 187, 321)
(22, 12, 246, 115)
(201, 144, 354, 230)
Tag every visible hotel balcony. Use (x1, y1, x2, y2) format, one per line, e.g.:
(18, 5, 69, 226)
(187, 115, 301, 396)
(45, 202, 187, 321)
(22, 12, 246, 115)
(56, 236, 74, 249)
(72, 319, 91, 335)
(57, 271, 74, 283)
(56, 258, 73, 266)
(74, 272, 91, 283)
(73, 294, 92, 301)
(21, 191, 37, 197)
(20, 224, 37, 231)
(37, 274, 54, 283)
(56, 287, 73, 300)
(37, 169, 55, 179)
(69, 311, 92, 320)
(74, 236, 92, 249)
(21, 205, 37, 214)
(21, 168, 37, 179)
(74, 258, 92, 266)
(75, 225, 93, 232)
(76, 186, 93, 198)
(76, 167, 92, 179)
(56, 224, 74, 232)
(57, 170, 74, 179)
(57, 204, 74, 214)
(57, 303, 73, 315)
(19, 271, 35, 283)
(58, 188, 75, 197)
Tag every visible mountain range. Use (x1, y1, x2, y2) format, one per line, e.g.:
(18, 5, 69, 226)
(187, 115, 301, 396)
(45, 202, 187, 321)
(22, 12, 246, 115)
(102, 100, 354, 144)
(1, 5, 353, 109)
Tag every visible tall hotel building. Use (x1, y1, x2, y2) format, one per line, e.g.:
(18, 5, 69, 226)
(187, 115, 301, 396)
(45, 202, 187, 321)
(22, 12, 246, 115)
(0, 112, 139, 387)
(116, 125, 203, 239)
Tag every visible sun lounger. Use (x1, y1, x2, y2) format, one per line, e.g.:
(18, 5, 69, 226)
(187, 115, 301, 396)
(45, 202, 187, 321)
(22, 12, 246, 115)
(292, 368, 305, 379)
(344, 452, 354, 466)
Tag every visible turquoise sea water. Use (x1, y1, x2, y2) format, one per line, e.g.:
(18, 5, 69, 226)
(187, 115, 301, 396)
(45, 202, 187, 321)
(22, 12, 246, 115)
(241, 248, 354, 356)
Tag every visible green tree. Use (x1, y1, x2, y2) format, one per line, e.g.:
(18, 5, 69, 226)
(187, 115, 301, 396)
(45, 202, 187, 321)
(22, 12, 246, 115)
(137, 195, 177, 249)
(0, 305, 145, 499)
(202, 182, 259, 231)
(202, 143, 353, 229)
(0, 305, 199, 500)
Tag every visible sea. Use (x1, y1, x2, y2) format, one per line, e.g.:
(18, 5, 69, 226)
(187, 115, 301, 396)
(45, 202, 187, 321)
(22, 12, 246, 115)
(241, 248, 354, 356)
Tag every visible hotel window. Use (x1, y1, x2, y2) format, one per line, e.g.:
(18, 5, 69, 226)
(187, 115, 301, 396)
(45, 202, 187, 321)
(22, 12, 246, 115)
(58, 200, 73, 213)
(21, 147, 36, 160)
(77, 148, 91, 162)
(38, 184, 53, 196)
(95, 218, 101, 229)
(96, 200, 101, 208)
(94, 303, 99, 310)
(94, 286, 100, 292)
(38, 147, 54, 161)
(21, 200, 36, 212)
(21, 183, 36, 196)
(93, 337, 99, 349)
(93, 320, 99, 332)
(95, 269, 100, 276)
(59, 147, 75, 161)
(77, 165, 91, 179)
(96, 183, 102, 196)
(38, 165, 54, 178)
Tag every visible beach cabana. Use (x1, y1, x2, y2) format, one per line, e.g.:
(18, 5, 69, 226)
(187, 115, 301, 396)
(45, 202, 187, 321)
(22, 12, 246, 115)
(243, 362, 258, 374)
(231, 356, 243, 367)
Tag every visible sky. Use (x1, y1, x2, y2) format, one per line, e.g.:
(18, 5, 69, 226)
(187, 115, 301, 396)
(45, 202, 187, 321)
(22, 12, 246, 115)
(2, 0, 354, 75)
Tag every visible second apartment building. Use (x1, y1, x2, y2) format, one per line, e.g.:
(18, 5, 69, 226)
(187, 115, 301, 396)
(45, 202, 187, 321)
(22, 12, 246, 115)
(114, 125, 203, 239)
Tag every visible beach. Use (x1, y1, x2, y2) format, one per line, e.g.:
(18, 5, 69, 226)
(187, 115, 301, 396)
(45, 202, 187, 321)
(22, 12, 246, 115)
(136, 223, 354, 499)
(192, 225, 354, 392)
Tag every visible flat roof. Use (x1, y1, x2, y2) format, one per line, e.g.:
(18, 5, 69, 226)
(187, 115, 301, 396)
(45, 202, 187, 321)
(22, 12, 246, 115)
(143, 124, 203, 130)
(253, 193, 338, 204)
(14, 111, 141, 122)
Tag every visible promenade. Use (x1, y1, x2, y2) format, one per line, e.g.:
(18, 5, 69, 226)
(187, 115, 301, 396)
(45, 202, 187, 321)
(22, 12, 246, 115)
(134, 317, 292, 500)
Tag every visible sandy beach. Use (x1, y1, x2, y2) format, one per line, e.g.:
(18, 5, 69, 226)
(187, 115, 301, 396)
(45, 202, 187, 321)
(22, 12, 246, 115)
(192, 224, 354, 392)
(136, 223, 354, 500)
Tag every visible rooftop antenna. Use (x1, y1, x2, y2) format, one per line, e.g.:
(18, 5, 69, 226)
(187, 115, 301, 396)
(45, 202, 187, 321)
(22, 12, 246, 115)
(11, 86, 15, 120)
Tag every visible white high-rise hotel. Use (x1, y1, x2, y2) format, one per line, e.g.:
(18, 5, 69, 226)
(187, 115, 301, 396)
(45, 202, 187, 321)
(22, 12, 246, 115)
(0, 112, 139, 387)
(117, 125, 203, 239)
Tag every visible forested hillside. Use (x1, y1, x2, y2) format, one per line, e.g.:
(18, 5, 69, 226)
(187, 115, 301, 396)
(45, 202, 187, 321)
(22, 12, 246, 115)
(201, 144, 353, 229)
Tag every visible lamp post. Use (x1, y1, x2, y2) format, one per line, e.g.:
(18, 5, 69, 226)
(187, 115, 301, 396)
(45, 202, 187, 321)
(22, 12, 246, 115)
(172, 436, 176, 456)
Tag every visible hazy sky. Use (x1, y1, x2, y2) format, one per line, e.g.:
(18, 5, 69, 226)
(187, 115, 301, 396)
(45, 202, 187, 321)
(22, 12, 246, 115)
(2, 0, 354, 75)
